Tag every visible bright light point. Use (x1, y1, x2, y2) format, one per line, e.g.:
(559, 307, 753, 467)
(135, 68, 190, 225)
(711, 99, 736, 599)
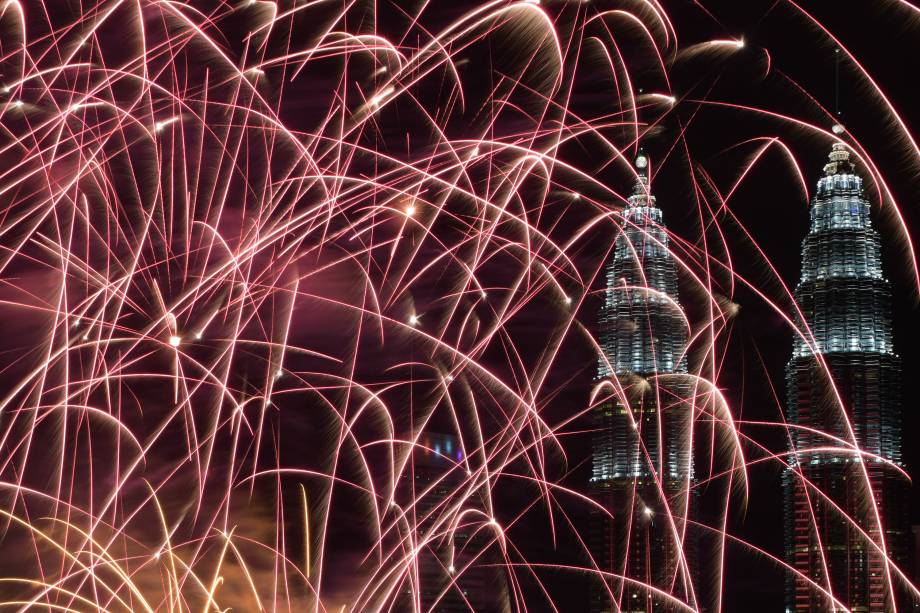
(405, 205, 416, 216)
(564, 295, 572, 305)
(649, 93, 677, 105)
(168, 335, 181, 347)
(445, 374, 454, 382)
(448, 564, 455, 573)
(643, 506, 653, 517)
(368, 86, 394, 108)
(1, 86, 9, 94)
(471, 146, 480, 156)
(408, 314, 419, 326)
(82, 334, 89, 341)
(13, 100, 23, 108)
(195, 332, 203, 340)
(710, 38, 745, 49)
(247, 67, 265, 75)
(489, 517, 499, 527)
(725, 300, 741, 317)
(154, 117, 179, 132)
(481, 291, 487, 299)
(275, 369, 283, 378)
(832, 123, 846, 135)
(635, 155, 648, 169)
(572, 192, 581, 200)
(153, 551, 161, 559)
(68, 102, 101, 113)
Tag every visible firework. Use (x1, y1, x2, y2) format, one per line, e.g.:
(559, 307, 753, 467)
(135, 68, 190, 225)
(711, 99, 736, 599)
(0, 1, 917, 611)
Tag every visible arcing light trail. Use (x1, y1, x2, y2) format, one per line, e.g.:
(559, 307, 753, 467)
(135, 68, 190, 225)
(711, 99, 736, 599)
(0, 0, 916, 611)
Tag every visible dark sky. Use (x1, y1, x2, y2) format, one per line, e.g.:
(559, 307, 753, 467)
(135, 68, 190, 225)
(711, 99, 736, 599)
(515, 1, 920, 610)
(0, 1, 917, 611)
(676, 4, 920, 611)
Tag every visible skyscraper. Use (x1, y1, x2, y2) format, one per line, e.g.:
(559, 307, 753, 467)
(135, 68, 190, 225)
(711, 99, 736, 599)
(397, 433, 510, 612)
(589, 154, 696, 613)
(784, 142, 910, 611)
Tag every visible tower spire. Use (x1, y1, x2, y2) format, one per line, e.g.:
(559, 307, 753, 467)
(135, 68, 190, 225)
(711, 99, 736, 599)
(831, 49, 846, 139)
(834, 47, 841, 118)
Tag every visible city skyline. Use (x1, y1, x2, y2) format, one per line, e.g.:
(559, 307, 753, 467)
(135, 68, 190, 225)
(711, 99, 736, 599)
(0, 1, 917, 611)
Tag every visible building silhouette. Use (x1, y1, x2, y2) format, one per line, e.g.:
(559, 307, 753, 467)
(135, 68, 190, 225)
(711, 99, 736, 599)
(398, 432, 510, 612)
(589, 154, 696, 612)
(784, 142, 911, 611)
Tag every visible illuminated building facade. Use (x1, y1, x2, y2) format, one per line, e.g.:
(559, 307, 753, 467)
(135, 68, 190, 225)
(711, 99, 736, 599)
(398, 433, 509, 612)
(589, 155, 696, 613)
(784, 143, 910, 611)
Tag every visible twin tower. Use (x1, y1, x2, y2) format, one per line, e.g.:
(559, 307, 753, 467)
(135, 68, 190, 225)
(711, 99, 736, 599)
(589, 144, 910, 612)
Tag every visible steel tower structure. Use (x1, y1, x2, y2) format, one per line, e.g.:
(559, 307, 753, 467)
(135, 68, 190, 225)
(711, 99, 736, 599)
(784, 142, 910, 612)
(589, 154, 696, 613)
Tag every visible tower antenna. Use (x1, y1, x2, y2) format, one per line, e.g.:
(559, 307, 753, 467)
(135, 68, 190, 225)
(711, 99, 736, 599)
(832, 49, 845, 136)
(834, 48, 840, 118)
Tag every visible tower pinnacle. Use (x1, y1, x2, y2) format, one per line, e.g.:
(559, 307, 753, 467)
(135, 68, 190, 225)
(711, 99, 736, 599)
(823, 141, 854, 176)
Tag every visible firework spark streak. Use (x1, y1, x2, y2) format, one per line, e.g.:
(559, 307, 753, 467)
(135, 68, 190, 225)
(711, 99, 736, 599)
(0, 0, 916, 611)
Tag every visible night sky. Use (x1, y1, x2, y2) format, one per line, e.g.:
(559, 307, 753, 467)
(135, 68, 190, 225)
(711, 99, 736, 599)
(0, 1, 917, 611)
(511, 1, 920, 609)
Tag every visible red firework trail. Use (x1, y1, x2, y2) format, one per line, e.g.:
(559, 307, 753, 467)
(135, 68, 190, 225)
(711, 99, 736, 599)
(0, 0, 916, 611)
